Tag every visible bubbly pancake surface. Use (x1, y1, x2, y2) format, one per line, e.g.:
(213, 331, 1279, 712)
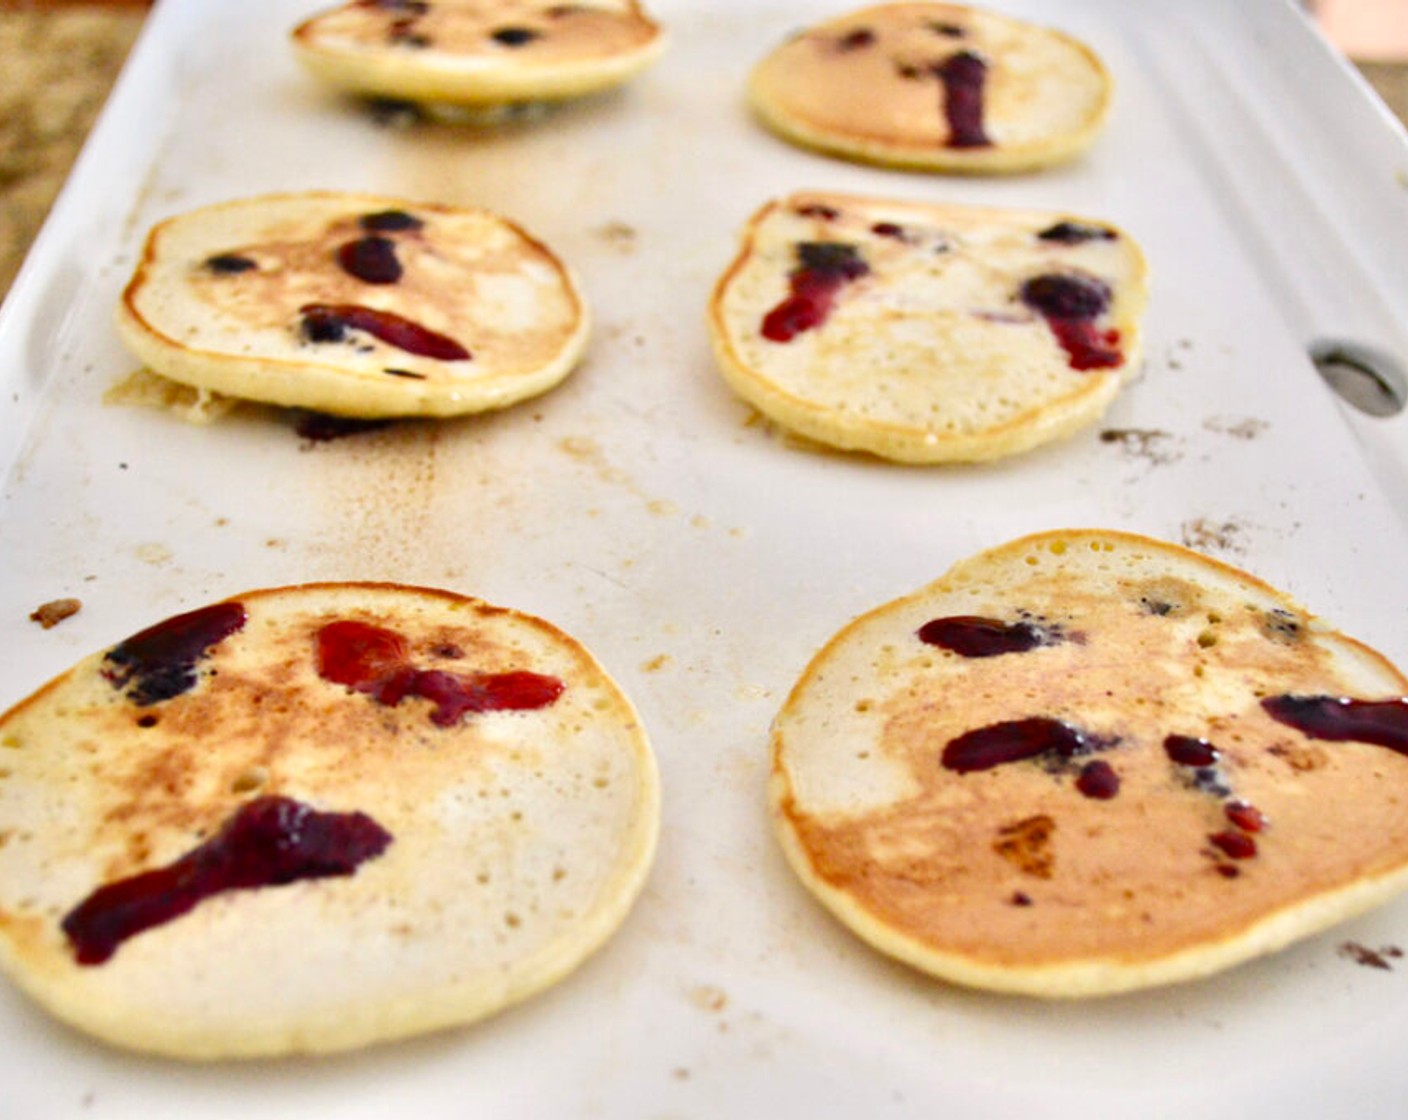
(115, 192, 589, 419)
(708, 191, 1148, 463)
(770, 530, 1408, 996)
(748, 2, 1111, 172)
(0, 583, 658, 1057)
(291, 0, 666, 106)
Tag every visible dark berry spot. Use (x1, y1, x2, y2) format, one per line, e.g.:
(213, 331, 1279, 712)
(837, 27, 875, 50)
(796, 241, 868, 280)
(360, 209, 423, 233)
(1225, 800, 1267, 833)
(929, 21, 966, 37)
(942, 717, 1087, 774)
(299, 304, 470, 361)
(337, 236, 403, 284)
(1020, 274, 1122, 370)
(760, 243, 870, 342)
(1037, 221, 1117, 245)
(796, 204, 841, 221)
(491, 26, 540, 46)
(918, 615, 1051, 657)
(301, 307, 350, 344)
(204, 254, 257, 274)
(1020, 274, 1111, 321)
(1010, 891, 1033, 906)
(1075, 759, 1120, 800)
(935, 51, 990, 149)
(101, 602, 247, 706)
(870, 222, 908, 240)
(383, 367, 428, 380)
(62, 796, 392, 965)
(1209, 830, 1257, 860)
(317, 620, 565, 727)
(1164, 734, 1219, 768)
(1262, 695, 1408, 755)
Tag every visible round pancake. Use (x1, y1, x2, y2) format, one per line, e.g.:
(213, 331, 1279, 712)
(0, 583, 659, 1058)
(770, 529, 1408, 996)
(748, 3, 1111, 173)
(115, 192, 590, 419)
(708, 191, 1149, 463)
(291, 0, 667, 108)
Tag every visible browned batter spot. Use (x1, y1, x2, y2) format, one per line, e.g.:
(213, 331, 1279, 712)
(1268, 742, 1329, 773)
(993, 814, 1055, 879)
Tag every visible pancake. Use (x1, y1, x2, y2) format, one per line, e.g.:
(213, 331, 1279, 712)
(747, 2, 1111, 173)
(291, 0, 666, 110)
(707, 191, 1148, 463)
(0, 583, 659, 1058)
(770, 529, 1408, 996)
(114, 192, 590, 419)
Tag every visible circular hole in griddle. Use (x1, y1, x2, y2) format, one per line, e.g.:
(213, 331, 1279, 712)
(1309, 339, 1407, 417)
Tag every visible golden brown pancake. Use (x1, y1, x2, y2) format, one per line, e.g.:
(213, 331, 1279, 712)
(770, 529, 1408, 996)
(291, 0, 667, 109)
(0, 583, 658, 1057)
(748, 2, 1111, 173)
(115, 192, 590, 420)
(708, 191, 1148, 463)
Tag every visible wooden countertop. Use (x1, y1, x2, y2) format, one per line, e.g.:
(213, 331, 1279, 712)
(0, 4, 1405, 304)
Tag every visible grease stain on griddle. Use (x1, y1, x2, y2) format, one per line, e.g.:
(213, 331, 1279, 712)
(1098, 427, 1180, 466)
(557, 436, 726, 533)
(593, 220, 638, 252)
(1180, 517, 1249, 555)
(687, 984, 729, 1013)
(1204, 415, 1270, 441)
(303, 418, 461, 583)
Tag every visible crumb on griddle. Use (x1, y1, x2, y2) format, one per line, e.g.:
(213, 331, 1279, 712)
(29, 598, 81, 629)
(1338, 941, 1404, 971)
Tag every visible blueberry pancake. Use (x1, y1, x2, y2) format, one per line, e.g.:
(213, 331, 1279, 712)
(0, 583, 659, 1057)
(291, 0, 666, 109)
(748, 2, 1110, 173)
(770, 529, 1408, 996)
(708, 191, 1148, 463)
(115, 192, 589, 419)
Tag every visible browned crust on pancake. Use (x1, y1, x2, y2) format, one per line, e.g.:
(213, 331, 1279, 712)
(115, 192, 590, 419)
(747, 3, 1111, 174)
(0, 582, 659, 1057)
(770, 530, 1408, 995)
(291, 0, 667, 105)
(707, 191, 1149, 463)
